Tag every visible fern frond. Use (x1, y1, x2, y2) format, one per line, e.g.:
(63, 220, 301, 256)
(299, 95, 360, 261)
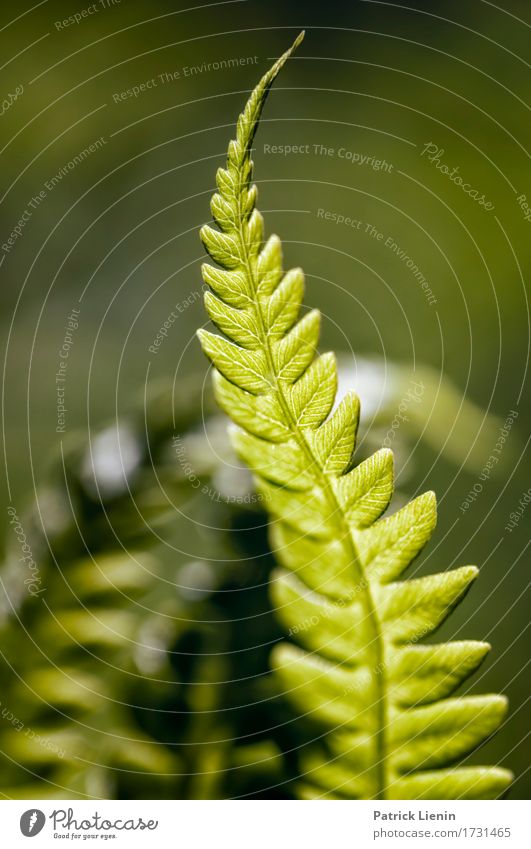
(198, 32, 512, 800)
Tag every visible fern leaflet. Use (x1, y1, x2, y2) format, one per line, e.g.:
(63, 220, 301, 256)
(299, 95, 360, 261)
(197, 32, 512, 800)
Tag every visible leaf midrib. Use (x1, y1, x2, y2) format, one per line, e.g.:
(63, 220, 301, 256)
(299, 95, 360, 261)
(236, 213, 389, 801)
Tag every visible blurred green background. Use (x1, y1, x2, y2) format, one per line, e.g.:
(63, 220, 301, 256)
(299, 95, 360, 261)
(0, 0, 529, 799)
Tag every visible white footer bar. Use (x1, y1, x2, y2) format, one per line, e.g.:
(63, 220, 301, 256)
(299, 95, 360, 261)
(0, 799, 527, 848)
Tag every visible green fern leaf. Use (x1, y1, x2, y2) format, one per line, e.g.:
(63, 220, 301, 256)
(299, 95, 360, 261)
(197, 32, 512, 800)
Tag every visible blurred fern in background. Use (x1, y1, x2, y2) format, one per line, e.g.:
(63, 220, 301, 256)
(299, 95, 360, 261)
(0, 382, 293, 798)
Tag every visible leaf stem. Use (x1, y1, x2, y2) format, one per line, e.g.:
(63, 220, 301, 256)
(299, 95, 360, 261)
(236, 220, 388, 800)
